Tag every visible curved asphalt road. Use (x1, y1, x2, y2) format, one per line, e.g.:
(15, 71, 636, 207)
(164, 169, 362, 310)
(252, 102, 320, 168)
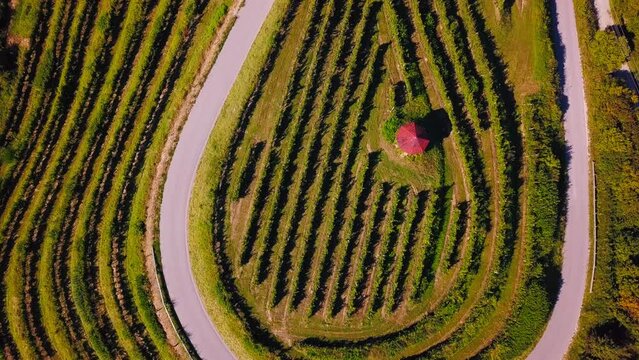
(528, 0, 591, 359)
(159, 0, 274, 359)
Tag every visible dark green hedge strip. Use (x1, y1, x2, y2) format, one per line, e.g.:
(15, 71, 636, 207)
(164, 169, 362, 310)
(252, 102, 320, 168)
(232, 141, 265, 199)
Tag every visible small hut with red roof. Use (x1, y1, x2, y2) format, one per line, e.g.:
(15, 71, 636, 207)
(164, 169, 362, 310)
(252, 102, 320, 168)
(396, 122, 430, 154)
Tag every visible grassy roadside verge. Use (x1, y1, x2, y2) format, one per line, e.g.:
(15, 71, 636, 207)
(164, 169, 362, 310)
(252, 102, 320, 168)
(138, 0, 237, 356)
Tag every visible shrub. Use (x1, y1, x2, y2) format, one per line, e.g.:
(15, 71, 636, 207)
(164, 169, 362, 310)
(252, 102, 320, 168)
(402, 94, 431, 121)
(382, 113, 405, 143)
(589, 30, 629, 73)
(383, 95, 432, 143)
(0, 145, 15, 164)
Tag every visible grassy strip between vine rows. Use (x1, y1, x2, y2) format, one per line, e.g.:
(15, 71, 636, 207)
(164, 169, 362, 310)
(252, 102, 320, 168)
(0, 0, 230, 358)
(11, 1, 156, 358)
(238, 0, 324, 269)
(262, 0, 358, 311)
(252, 0, 334, 289)
(37, 1, 135, 357)
(268, 0, 355, 310)
(309, 39, 385, 316)
(1, 1, 100, 357)
(5, 1, 100, 357)
(0, 0, 50, 144)
(289, 0, 379, 310)
(94, 0, 228, 357)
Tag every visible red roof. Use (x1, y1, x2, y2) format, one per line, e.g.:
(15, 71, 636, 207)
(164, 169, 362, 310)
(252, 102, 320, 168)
(396, 122, 429, 154)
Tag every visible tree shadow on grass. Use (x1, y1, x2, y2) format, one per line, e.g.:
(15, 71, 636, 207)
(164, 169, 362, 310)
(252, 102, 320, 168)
(419, 108, 452, 147)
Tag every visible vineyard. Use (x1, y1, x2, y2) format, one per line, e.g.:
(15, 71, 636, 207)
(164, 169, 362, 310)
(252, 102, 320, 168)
(0, 0, 233, 358)
(0, 0, 568, 358)
(192, 0, 565, 359)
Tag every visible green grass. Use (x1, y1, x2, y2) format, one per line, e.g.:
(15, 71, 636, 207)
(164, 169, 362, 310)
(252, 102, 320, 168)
(7, 0, 42, 38)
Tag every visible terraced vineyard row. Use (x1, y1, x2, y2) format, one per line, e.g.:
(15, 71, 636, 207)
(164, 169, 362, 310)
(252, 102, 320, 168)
(192, 0, 563, 358)
(0, 0, 566, 357)
(0, 0, 234, 358)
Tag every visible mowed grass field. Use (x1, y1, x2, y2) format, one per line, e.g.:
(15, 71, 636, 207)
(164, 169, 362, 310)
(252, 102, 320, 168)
(0, 0, 234, 358)
(191, 0, 565, 358)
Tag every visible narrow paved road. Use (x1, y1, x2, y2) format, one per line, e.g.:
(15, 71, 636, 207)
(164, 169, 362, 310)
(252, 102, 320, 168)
(528, 0, 591, 359)
(594, 0, 614, 28)
(159, 0, 274, 359)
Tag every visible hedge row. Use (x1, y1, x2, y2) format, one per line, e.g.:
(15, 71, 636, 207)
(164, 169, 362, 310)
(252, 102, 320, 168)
(238, 0, 325, 266)
(309, 41, 385, 315)
(288, 1, 381, 309)
(270, 0, 360, 308)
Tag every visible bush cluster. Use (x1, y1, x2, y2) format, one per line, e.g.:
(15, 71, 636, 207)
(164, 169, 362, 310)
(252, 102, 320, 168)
(382, 95, 431, 143)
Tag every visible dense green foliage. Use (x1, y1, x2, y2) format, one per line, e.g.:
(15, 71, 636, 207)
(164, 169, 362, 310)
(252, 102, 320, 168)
(589, 30, 629, 73)
(382, 113, 406, 142)
(569, 0, 639, 358)
(611, 0, 639, 75)
(382, 94, 431, 143)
